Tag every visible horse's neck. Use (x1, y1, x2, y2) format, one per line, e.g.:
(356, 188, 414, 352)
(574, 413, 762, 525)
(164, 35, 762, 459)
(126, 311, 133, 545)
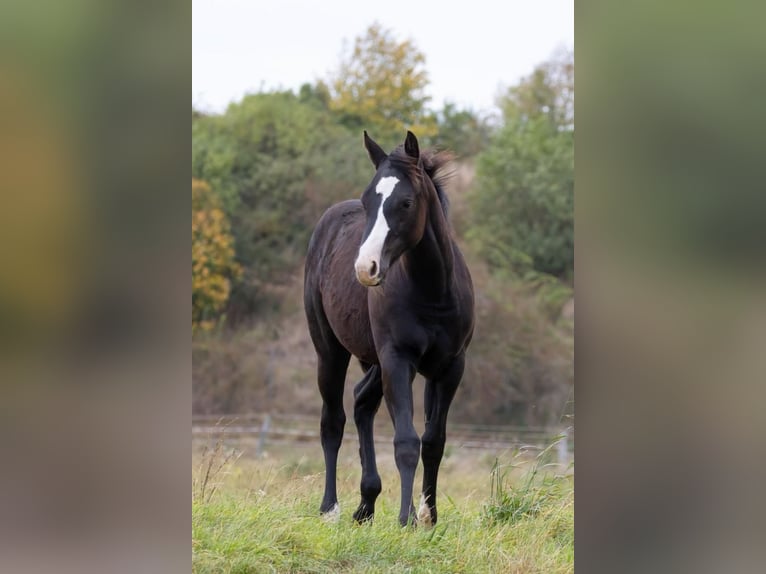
(405, 186, 455, 300)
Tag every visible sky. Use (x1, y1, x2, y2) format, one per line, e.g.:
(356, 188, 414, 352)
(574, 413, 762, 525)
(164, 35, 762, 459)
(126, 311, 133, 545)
(193, 0, 573, 115)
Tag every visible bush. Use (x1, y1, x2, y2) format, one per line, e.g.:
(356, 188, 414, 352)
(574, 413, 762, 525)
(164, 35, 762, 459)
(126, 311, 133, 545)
(192, 91, 370, 325)
(192, 179, 240, 331)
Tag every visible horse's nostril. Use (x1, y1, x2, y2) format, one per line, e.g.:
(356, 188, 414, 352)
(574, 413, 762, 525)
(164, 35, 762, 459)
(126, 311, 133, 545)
(369, 261, 378, 276)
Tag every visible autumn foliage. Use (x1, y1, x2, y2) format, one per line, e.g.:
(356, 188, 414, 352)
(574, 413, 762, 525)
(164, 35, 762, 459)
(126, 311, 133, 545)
(329, 22, 436, 145)
(192, 179, 240, 331)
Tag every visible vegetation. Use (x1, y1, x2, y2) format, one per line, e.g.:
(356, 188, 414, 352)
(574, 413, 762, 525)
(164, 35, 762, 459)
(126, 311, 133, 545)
(192, 91, 369, 324)
(192, 179, 241, 332)
(191, 23, 574, 426)
(430, 102, 493, 159)
(192, 442, 573, 574)
(329, 22, 436, 146)
(483, 438, 573, 526)
(469, 50, 574, 279)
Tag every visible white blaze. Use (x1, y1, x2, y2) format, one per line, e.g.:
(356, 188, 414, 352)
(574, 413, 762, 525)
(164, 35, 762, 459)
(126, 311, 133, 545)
(355, 176, 399, 277)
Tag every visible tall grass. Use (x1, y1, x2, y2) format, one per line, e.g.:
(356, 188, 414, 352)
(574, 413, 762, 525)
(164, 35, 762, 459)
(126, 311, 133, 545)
(483, 436, 573, 526)
(192, 439, 573, 573)
(192, 423, 242, 504)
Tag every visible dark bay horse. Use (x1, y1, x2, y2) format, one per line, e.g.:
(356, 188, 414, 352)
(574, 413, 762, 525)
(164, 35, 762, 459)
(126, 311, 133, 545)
(303, 130, 474, 526)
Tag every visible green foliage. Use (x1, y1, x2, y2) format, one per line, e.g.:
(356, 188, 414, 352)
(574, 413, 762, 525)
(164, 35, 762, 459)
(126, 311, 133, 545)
(500, 49, 573, 130)
(470, 52, 574, 279)
(329, 22, 436, 146)
(430, 102, 492, 158)
(192, 90, 371, 323)
(298, 81, 331, 110)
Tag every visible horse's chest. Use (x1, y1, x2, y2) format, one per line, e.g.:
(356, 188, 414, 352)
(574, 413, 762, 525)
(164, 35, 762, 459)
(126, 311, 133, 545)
(374, 305, 464, 361)
(420, 322, 464, 367)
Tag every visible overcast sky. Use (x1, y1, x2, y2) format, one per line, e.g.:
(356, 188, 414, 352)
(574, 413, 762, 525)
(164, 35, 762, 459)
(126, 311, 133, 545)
(193, 0, 573, 115)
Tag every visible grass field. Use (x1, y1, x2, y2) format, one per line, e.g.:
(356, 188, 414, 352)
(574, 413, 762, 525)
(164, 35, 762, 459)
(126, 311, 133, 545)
(192, 439, 573, 574)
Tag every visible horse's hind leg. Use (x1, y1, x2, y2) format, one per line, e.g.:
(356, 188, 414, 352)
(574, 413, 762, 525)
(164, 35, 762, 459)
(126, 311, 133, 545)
(316, 344, 351, 518)
(352, 363, 383, 523)
(418, 354, 465, 527)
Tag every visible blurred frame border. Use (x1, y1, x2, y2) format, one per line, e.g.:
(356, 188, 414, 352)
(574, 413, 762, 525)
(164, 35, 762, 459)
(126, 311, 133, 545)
(576, 1, 766, 572)
(0, 1, 190, 572)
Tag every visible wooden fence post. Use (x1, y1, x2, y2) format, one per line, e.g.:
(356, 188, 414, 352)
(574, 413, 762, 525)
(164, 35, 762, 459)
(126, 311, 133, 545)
(257, 414, 271, 458)
(558, 428, 569, 466)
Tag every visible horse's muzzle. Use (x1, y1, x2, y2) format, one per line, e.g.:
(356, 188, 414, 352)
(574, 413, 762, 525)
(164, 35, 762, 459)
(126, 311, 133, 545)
(355, 260, 381, 286)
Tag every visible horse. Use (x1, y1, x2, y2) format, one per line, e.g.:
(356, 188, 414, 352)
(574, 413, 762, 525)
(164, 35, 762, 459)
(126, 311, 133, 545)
(303, 130, 474, 526)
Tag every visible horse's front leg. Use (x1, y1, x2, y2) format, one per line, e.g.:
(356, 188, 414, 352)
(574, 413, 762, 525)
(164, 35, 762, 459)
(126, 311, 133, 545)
(380, 351, 419, 526)
(418, 354, 464, 527)
(352, 364, 383, 523)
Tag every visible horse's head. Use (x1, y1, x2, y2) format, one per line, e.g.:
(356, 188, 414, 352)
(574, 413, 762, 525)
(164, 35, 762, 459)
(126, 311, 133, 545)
(355, 130, 428, 287)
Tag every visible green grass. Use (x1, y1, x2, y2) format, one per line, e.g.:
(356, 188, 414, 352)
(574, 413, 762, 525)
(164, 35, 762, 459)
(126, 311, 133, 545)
(192, 442, 573, 574)
(483, 439, 573, 529)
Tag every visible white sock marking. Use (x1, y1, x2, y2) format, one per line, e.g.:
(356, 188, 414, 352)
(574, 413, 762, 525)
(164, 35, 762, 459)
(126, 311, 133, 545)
(322, 502, 340, 523)
(417, 493, 432, 527)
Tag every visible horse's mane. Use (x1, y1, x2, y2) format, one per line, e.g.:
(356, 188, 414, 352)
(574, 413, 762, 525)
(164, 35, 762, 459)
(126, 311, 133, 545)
(388, 146, 455, 217)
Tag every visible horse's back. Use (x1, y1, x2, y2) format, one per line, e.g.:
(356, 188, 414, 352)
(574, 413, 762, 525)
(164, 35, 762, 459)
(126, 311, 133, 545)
(304, 200, 377, 364)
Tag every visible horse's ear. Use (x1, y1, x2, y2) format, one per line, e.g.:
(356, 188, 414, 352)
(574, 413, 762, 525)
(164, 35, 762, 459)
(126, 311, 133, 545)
(404, 130, 420, 159)
(363, 131, 387, 169)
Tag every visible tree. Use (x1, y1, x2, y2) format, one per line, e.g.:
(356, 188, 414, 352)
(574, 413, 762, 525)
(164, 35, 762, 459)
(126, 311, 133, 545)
(470, 51, 574, 279)
(192, 91, 371, 324)
(298, 81, 331, 110)
(500, 48, 573, 130)
(192, 178, 240, 331)
(328, 22, 436, 145)
(431, 102, 492, 158)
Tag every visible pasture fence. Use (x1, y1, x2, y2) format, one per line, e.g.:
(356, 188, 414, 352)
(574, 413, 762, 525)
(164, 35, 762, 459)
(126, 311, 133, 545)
(192, 413, 573, 464)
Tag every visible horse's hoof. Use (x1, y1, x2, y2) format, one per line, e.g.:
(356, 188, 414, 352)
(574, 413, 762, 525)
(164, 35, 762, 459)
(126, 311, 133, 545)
(320, 502, 340, 523)
(417, 494, 433, 528)
(352, 503, 374, 524)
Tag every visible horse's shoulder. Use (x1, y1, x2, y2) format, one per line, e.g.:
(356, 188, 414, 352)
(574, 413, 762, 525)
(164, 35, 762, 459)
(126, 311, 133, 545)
(310, 200, 363, 251)
(324, 199, 362, 220)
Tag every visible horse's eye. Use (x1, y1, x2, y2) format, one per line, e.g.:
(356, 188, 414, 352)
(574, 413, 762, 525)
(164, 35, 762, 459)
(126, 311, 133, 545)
(401, 199, 413, 209)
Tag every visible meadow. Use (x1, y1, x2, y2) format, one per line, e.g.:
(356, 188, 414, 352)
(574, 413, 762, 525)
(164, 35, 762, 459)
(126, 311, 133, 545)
(192, 437, 573, 573)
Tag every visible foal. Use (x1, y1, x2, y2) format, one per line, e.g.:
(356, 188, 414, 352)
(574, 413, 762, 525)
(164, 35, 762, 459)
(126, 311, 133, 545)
(304, 130, 474, 526)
